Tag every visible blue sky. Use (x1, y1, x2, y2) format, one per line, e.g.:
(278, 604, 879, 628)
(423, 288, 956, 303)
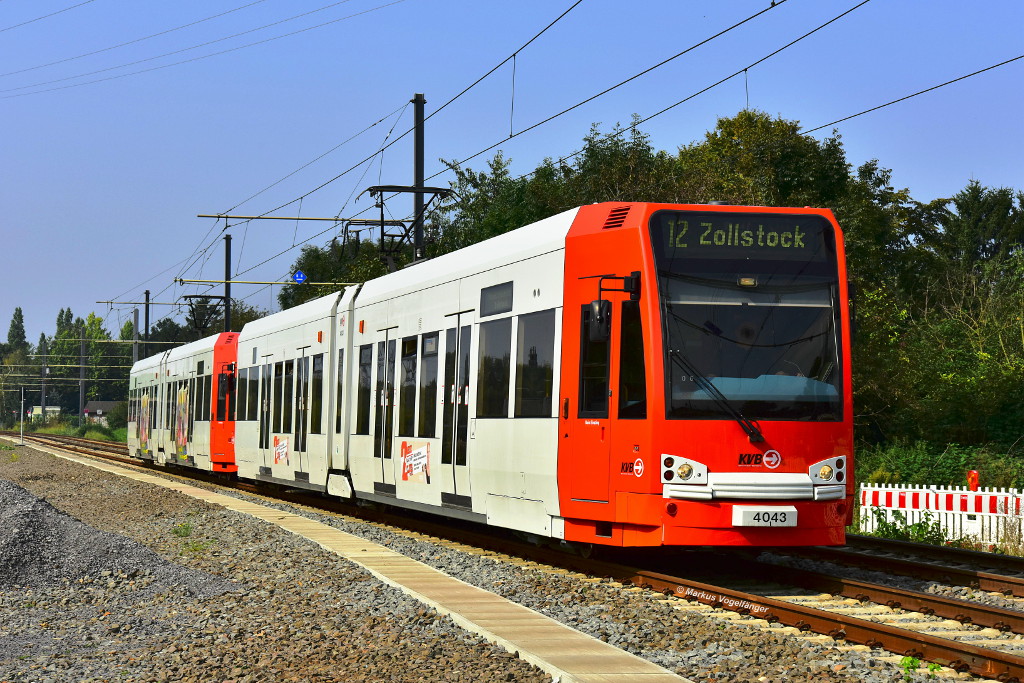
(3, 0, 1022, 344)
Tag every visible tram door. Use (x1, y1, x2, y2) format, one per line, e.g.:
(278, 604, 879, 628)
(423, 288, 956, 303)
(294, 352, 310, 472)
(373, 332, 397, 486)
(569, 303, 613, 503)
(441, 313, 473, 508)
(258, 361, 272, 464)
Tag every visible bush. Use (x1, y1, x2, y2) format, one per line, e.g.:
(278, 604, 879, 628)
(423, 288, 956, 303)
(75, 423, 117, 441)
(103, 401, 128, 431)
(859, 507, 949, 545)
(857, 441, 1024, 489)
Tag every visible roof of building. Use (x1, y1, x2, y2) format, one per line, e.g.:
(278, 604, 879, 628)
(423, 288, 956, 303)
(83, 401, 119, 414)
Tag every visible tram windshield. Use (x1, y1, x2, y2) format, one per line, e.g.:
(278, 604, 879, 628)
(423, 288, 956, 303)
(649, 211, 843, 422)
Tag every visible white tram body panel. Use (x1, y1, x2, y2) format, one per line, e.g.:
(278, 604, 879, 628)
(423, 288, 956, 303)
(128, 335, 218, 467)
(234, 291, 353, 489)
(344, 208, 577, 536)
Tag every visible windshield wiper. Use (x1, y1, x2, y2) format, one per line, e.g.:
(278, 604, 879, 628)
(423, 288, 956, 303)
(668, 351, 764, 443)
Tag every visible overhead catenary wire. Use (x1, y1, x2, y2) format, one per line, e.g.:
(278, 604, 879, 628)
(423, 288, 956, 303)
(805, 53, 1024, 134)
(437, 0, 872, 181)
(0, 0, 269, 79)
(134, 101, 411, 310)
(0, 0, 96, 35)
(203, 0, 770, 266)
(1, 0, 408, 98)
(253, 0, 773, 219)
(223, 102, 410, 215)
(110, 1, 859, 331)
(142, 0, 586, 305)
(144, 0, 793, 324)
(227, 0, 588, 226)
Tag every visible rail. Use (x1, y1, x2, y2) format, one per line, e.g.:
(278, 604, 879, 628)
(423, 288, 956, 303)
(9, 433, 1024, 682)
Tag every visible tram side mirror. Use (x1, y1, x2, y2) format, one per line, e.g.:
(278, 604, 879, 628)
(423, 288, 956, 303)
(589, 299, 611, 342)
(625, 271, 641, 301)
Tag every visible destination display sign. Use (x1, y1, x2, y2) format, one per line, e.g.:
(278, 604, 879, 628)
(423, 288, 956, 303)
(649, 211, 834, 262)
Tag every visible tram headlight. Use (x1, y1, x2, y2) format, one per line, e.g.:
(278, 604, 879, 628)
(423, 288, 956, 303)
(677, 463, 694, 480)
(817, 465, 834, 481)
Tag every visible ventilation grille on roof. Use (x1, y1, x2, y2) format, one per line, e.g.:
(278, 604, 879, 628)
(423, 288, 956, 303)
(603, 206, 630, 229)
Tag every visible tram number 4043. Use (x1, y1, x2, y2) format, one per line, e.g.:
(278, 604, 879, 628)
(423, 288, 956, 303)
(732, 506, 798, 528)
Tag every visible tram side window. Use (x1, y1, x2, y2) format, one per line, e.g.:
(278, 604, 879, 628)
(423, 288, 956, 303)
(246, 366, 259, 421)
(188, 378, 196, 437)
(398, 337, 417, 437)
(418, 333, 438, 437)
(356, 345, 372, 435)
(311, 354, 324, 434)
(282, 360, 294, 433)
(334, 351, 345, 433)
(173, 381, 183, 433)
(273, 362, 284, 432)
(216, 372, 230, 423)
(515, 309, 555, 418)
(477, 318, 512, 418)
(618, 300, 647, 419)
(151, 386, 158, 431)
(200, 375, 212, 422)
(579, 305, 610, 418)
(236, 368, 248, 421)
(165, 383, 173, 428)
(194, 377, 202, 423)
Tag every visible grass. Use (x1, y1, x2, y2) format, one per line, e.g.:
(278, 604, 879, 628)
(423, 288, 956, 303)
(171, 522, 193, 538)
(857, 507, 951, 546)
(27, 421, 127, 443)
(855, 502, 1024, 556)
(180, 539, 215, 555)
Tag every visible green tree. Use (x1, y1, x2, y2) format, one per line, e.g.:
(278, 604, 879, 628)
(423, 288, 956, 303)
(7, 307, 28, 352)
(920, 181, 1024, 266)
(278, 238, 393, 310)
(278, 111, 1023, 454)
(677, 109, 849, 207)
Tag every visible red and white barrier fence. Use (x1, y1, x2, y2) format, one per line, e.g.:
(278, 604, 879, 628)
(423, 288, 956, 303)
(859, 483, 1024, 544)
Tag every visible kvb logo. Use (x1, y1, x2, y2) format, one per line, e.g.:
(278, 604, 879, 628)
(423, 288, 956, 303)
(738, 450, 783, 469)
(738, 453, 763, 466)
(620, 458, 645, 477)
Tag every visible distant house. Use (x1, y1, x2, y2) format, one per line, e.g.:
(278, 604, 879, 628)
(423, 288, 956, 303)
(30, 406, 61, 421)
(83, 401, 119, 426)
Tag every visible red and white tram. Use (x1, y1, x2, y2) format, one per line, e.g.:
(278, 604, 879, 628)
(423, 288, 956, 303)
(129, 202, 853, 547)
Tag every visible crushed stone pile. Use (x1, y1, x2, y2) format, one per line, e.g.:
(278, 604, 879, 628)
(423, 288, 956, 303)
(0, 478, 232, 597)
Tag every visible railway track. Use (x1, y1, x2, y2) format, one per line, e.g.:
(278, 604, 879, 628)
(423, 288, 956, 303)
(9, 432, 1024, 681)
(781, 536, 1024, 597)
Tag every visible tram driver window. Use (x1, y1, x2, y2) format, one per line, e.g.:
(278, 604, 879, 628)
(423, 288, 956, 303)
(618, 300, 647, 419)
(579, 305, 610, 418)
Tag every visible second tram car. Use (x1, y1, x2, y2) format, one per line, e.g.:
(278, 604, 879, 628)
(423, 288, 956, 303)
(129, 202, 853, 547)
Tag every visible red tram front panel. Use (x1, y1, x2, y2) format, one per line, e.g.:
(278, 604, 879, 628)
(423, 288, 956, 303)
(209, 332, 239, 473)
(557, 203, 854, 547)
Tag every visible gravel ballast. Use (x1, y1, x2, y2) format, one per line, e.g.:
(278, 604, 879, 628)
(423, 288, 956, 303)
(1, 442, 910, 682)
